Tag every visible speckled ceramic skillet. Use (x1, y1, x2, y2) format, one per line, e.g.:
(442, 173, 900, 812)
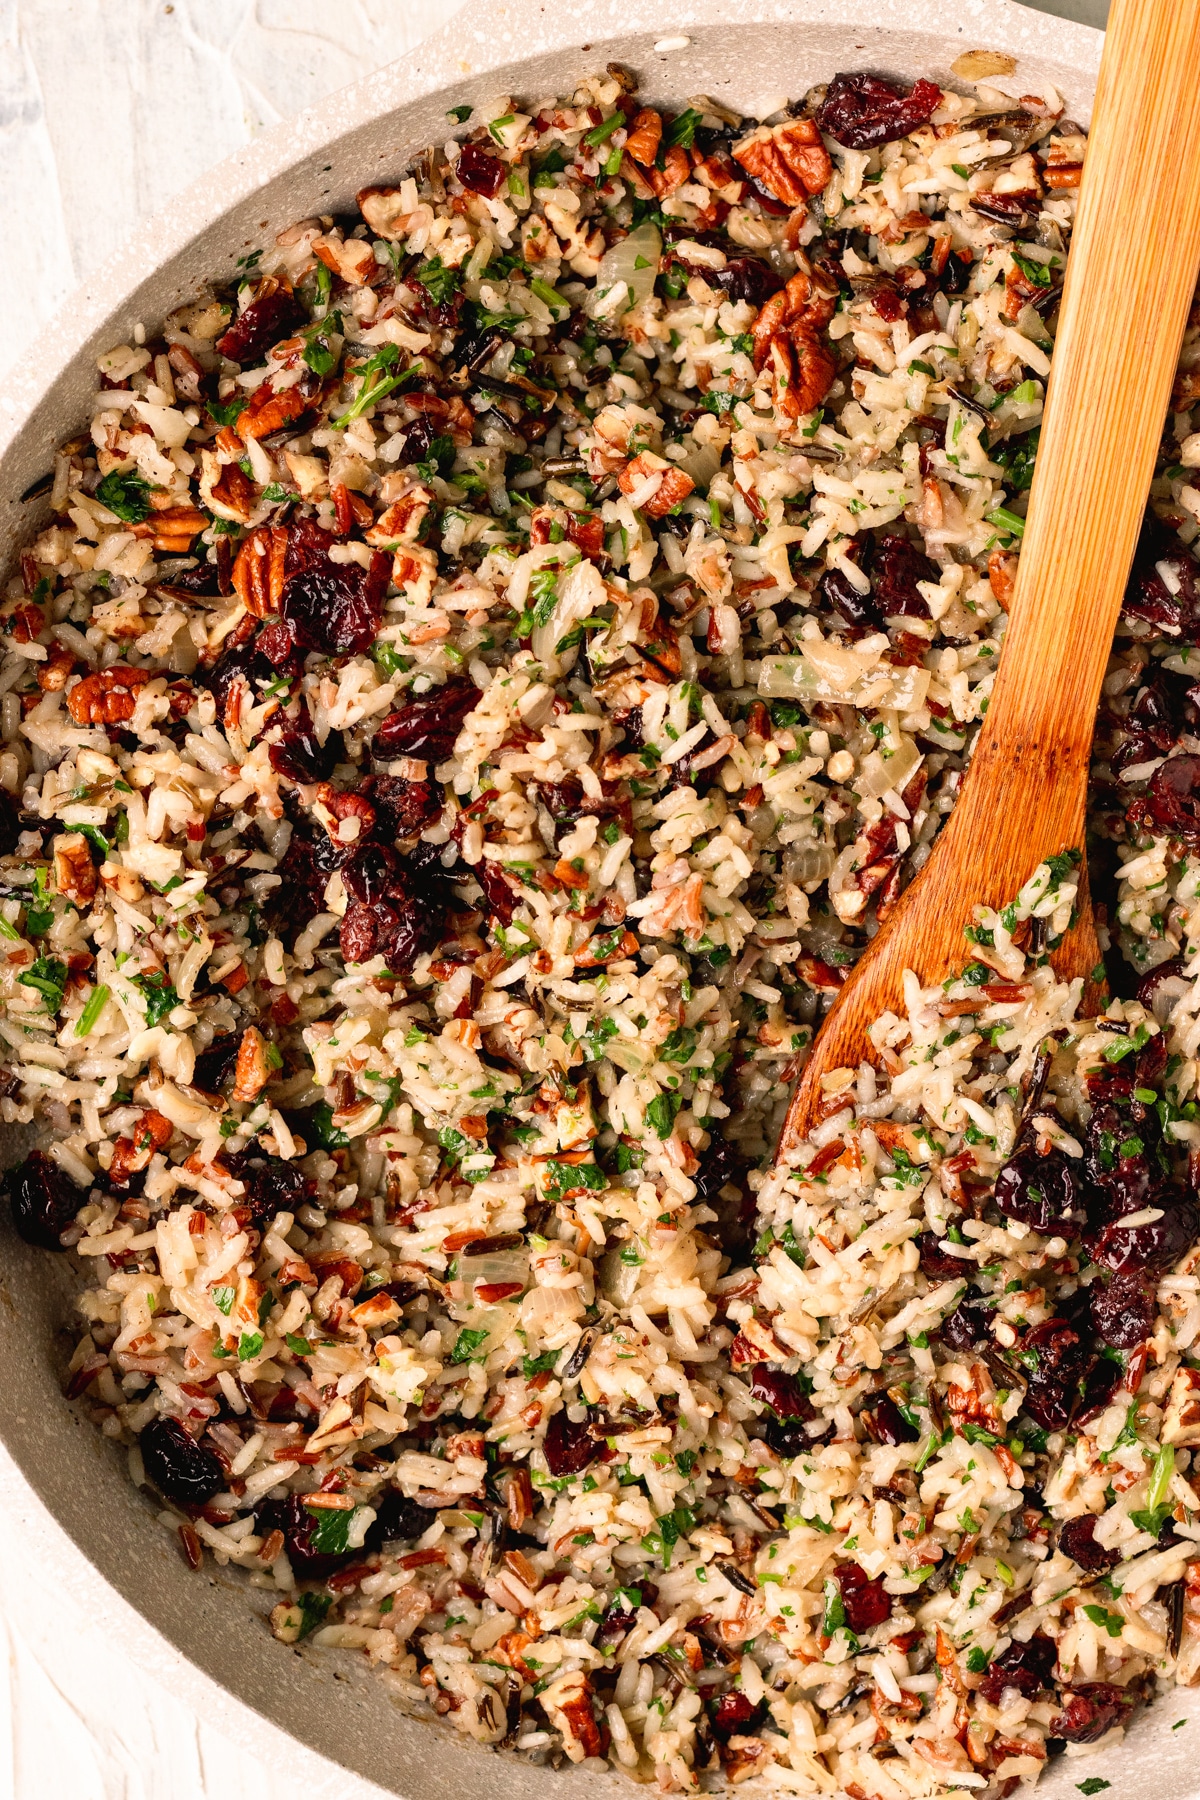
(6, 5, 1177, 1799)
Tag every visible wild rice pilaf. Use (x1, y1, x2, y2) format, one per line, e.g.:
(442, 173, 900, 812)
(9, 54, 1200, 1796)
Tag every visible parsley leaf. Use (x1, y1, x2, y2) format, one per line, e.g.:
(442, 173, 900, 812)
(129, 971, 179, 1026)
(450, 1327, 491, 1364)
(18, 955, 66, 1013)
(415, 256, 462, 308)
(96, 469, 153, 523)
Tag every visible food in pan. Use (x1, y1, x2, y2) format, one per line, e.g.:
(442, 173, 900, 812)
(6, 53, 1200, 1792)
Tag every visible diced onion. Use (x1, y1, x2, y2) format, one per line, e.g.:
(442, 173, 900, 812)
(583, 222, 662, 319)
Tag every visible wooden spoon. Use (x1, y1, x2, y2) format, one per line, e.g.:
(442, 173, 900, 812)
(778, 0, 1200, 1153)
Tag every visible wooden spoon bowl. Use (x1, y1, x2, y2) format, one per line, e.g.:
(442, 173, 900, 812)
(779, 0, 1200, 1155)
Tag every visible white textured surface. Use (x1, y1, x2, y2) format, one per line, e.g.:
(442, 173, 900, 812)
(0, 12, 459, 1791)
(0, 0, 464, 376)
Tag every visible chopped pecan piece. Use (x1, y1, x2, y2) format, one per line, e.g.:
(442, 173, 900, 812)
(199, 450, 258, 526)
(539, 1670, 603, 1762)
(357, 185, 416, 240)
(315, 782, 376, 846)
(108, 1110, 173, 1186)
(166, 342, 205, 401)
(53, 835, 97, 907)
(232, 1026, 272, 1104)
(649, 144, 691, 199)
(131, 505, 210, 551)
(37, 643, 76, 693)
(66, 665, 150, 726)
(621, 108, 661, 166)
(616, 453, 695, 517)
(239, 379, 316, 442)
(988, 548, 1018, 610)
(51, 831, 96, 907)
(313, 234, 377, 286)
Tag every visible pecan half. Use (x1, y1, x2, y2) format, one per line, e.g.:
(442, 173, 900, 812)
(232, 525, 290, 618)
(66, 665, 150, 726)
(750, 269, 838, 420)
(734, 118, 832, 205)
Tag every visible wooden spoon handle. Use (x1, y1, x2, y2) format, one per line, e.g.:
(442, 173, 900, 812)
(777, 0, 1200, 1150)
(981, 0, 1200, 769)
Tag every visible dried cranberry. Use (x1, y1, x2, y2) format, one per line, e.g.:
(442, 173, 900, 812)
(281, 552, 390, 657)
(596, 1592, 641, 1652)
(820, 563, 881, 629)
(870, 282, 906, 323)
(711, 1692, 766, 1741)
(0, 787, 23, 856)
(398, 416, 437, 464)
(222, 1150, 311, 1225)
(477, 858, 517, 925)
(216, 283, 305, 365)
(1058, 1514, 1118, 1574)
(749, 1367, 820, 1454)
(360, 773, 443, 839)
(1075, 1353, 1123, 1426)
(693, 1140, 746, 1203)
(371, 1487, 438, 1544)
(1136, 1029, 1169, 1092)
(457, 140, 507, 198)
(278, 813, 353, 897)
(1087, 1198, 1200, 1275)
(1123, 521, 1200, 641)
(872, 530, 938, 618)
(1128, 666, 1180, 735)
(343, 842, 403, 906)
(994, 1143, 1081, 1234)
(374, 679, 480, 763)
(1084, 1100, 1157, 1219)
(1089, 1274, 1156, 1347)
(1021, 1317, 1089, 1431)
(861, 1395, 918, 1445)
(157, 562, 221, 597)
(543, 1410, 596, 1477)
(340, 901, 382, 965)
(917, 1231, 970, 1280)
(203, 635, 269, 714)
(706, 256, 785, 307)
(1049, 1683, 1134, 1745)
(1131, 753, 1200, 847)
(140, 1415, 226, 1508)
(816, 71, 942, 150)
(940, 1288, 992, 1351)
(191, 1032, 241, 1095)
(7, 1150, 79, 1250)
(255, 1493, 353, 1578)
(978, 1633, 1057, 1704)
(340, 886, 441, 973)
(255, 617, 303, 669)
(268, 705, 341, 784)
(749, 1367, 814, 1420)
(832, 1561, 891, 1633)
